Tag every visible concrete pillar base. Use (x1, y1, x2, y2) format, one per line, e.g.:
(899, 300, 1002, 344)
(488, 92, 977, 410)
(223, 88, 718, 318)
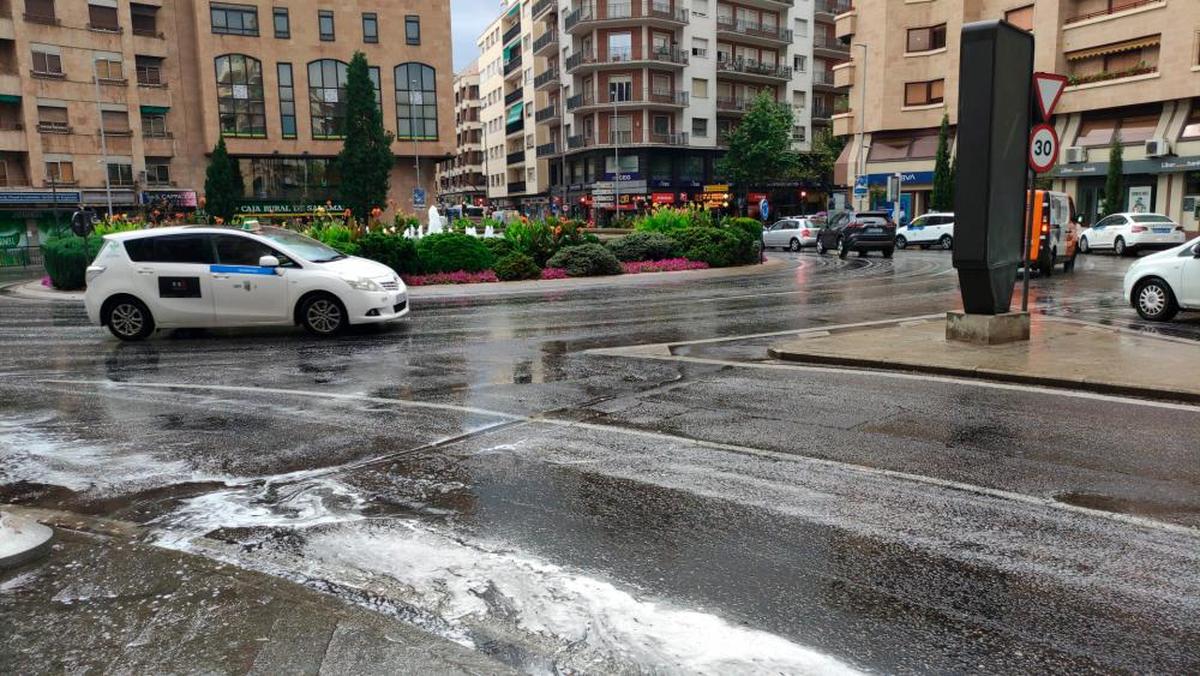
(0, 511, 55, 569)
(946, 311, 1030, 346)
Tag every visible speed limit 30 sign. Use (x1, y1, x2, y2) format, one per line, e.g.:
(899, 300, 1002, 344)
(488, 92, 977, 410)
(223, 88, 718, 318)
(1028, 123, 1058, 174)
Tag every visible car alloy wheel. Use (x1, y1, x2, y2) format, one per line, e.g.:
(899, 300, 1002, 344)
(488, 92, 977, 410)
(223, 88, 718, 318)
(789, 238, 801, 252)
(940, 235, 953, 250)
(1135, 280, 1177, 321)
(895, 236, 907, 250)
(304, 297, 344, 335)
(110, 302, 145, 338)
(1079, 236, 1089, 254)
(1114, 237, 1127, 256)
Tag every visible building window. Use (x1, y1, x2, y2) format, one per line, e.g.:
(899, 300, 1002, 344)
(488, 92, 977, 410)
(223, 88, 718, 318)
(903, 79, 944, 106)
(94, 57, 124, 82)
(362, 13, 378, 43)
(795, 18, 808, 37)
(45, 160, 75, 184)
(24, 0, 56, 22)
(308, 59, 349, 138)
(130, 4, 158, 36)
(101, 110, 130, 134)
(691, 117, 708, 137)
(907, 24, 947, 53)
(31, 49, 63, 76)
(211, 3, 259, 36)
(1076, 106, 1161, 146)
(405, 15, 420, 45)
(273, 7, 289, 38)
(318, 10, 334, 41)
(135, 56, 163, 85)
(692, 77, 708, 98)
(1005, 5, 1034, 32)
(368, 66, 382, 111)
(692, 37, 708, 58)
(107, 163, 134, 186)
(215, 54, 267, 137)
(1182, 102, 1200, 139)
(141, 112, 168, 137)
(277, 62, 296, 138)
(88, 4, 120, 31)
(395, 62, 437, 140)
(36, 105, 70, 133)
(145, 158, 171, 185)
(793, 55, 807, 72)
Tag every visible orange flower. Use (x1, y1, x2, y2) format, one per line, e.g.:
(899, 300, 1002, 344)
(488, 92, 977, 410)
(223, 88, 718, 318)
(174, 212, 184, 220)
(214, 217, 225, 224)
(343, 208, 352, 218)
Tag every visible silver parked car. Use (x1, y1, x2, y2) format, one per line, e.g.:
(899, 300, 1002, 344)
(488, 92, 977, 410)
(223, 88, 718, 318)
(763, 218, 820, 251)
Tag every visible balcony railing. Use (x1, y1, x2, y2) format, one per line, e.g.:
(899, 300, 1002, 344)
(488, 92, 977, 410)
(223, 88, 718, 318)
(565, 1, 688, 31)
(566, 47, 688, 71)
(815, 0, 853, 15)
(506, 118, 525, 135)
(565, 130, 688, 148)
(505, 87, 524, 105)
(507, 150, 526, 165)
(566, 89, 688, 110)
(535, 104, 561, 122)
(502, 22, 522, 45)
(537, 142, 560, 157)
(508, 180, 527, 194)
(1065, 0, 1160, 24)
(533, 0, 556, 18)
(715, 19, 792, 43)
(812, 104, 835, 119)
(534, 68, 560, 89)
(813, 34, 847, 51)
(533, 30, 558, 54)
(812, 70, 836, 86)
(504, 55, 522, 76)
(717, 58, 792, 79)
(716, 97, 748, 112)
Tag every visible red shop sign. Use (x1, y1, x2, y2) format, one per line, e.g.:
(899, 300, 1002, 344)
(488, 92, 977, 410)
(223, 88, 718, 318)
(651, 192, 675, 204)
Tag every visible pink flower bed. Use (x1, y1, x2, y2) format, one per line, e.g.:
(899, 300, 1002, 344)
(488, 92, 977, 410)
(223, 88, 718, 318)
(621, 258, 709, 274)
(539, 267, 568, 280)
(402, 270, 499, 286)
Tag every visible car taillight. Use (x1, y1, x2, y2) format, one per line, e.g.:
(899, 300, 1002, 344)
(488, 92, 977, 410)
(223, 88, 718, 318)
(801, 229, 810, 237)
(1131, 225, 1147, 233)
(847, 221, 863, 229)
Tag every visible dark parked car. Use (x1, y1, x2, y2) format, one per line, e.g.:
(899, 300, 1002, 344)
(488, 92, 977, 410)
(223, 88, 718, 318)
(816, 211, 897, 258)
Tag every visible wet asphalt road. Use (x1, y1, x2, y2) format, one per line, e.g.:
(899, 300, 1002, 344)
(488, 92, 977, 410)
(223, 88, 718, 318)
(1, 249, 1198, 674)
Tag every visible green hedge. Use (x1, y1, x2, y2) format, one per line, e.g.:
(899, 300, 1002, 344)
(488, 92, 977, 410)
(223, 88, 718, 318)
(356, 232, 420, 275)
(415, 232, 495, 273)
(606, 232, 681, 262)
(493, 252, 542, 281)
(43, 235, 103, 290)
(483, 237, 515, 260)
(673, 227, 759, 268)
(546, 243, 622, 277)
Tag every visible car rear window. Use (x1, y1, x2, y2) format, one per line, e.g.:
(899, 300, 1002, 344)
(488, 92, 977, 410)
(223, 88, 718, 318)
(125, 234, 215, 264)
(1131, 215, 1173, 224)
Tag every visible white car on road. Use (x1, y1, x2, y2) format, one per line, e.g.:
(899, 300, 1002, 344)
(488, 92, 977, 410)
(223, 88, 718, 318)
(1123, 237, 1200, 321)
(1079, 213, 1187, 256)
(895, 213, 954, 250)
(85, 226, 408, 340)
(763, 218, 820, 251)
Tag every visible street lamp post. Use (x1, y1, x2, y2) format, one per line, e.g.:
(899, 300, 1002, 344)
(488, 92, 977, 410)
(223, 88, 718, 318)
(412, 78, 422, 209)
(612, 97, 619, 225)
(853, 42, 868, 212)
(92, 58, 114, 219)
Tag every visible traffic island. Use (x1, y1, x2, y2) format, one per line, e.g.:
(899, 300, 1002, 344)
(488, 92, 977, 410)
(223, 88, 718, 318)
(767, 316, 1200, 403)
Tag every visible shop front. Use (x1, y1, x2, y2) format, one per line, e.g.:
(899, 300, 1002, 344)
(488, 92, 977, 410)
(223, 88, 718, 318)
(0, 190, 80, 255)
(1051, 155, 1200, 229)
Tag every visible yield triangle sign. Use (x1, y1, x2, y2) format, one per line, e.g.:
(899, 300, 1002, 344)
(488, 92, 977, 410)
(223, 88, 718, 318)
(1033, 72, 1068, 121)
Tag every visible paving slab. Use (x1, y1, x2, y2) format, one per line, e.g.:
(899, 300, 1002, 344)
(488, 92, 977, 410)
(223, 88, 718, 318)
(768, 315, 1200, 402)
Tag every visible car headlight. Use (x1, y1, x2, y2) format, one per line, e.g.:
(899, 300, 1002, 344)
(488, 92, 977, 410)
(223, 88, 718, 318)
(343, 277, 381, 291)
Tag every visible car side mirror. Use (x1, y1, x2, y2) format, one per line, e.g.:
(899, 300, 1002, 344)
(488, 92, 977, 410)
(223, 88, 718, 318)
(259, 255, 280, 268)
(1192, 243, 1200, 259)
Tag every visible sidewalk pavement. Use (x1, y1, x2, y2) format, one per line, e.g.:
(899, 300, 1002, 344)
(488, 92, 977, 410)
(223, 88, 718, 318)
(0, 506, 516, 675)
(768, 315, 1200, 403)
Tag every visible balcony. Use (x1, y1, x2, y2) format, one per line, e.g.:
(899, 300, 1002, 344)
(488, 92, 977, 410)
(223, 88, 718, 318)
(832, 61, 854, 88)
(813, 34, 848, 56)
(506, 118, 525, 136)
(0, 125, 26, 151)
(567, 89, 688, 112)
(533, 29, 558, 56)
(716, 97, 748, 114)
(507, 149, 526, 165)
(508, 180, 527, 194)
(812, 103, 836, 120)
(835, 8, 856, 39)
(533, 0, 556, 19)
(537, 142, 560, 157)
(505, 87, 524, 106)
(716, 58, 792, 82)
(812, 70, 838, 92)
(715, 19, 792, 47)
(502, 22, 522, 46)
(535, 104, 561, 123)
(565, 47, 688, 73)
(815, 0, 853, 19)
(832, 111, 853, 136)
(504, 55, 522, 78)
(565, 130, 688, 150)
(1064, 0, 1163, 25)
(534, 68, 560, 90)
(565, 1, 688, 34)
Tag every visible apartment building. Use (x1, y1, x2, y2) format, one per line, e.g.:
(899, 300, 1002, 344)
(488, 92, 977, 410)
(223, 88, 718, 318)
(477, 0, 830, 221)
(435, 61, 486, 206)
(1, 0, 451, 246)
(834, 0, 1200, 229)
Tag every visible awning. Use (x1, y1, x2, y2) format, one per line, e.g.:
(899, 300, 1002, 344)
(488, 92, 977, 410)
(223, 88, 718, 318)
(1066, 36, 1160, 61)
(0, 94, 20, 104)
(140, 105, 170, 114)
(506, 102, 523, 124)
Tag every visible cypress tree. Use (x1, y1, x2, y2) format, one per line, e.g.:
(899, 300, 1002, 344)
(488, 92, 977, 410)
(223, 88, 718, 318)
(1103, 134, 1124, 216)
(338, 51, 395, 221)
(931, 115, 954, 212)
(203, 136, 239, 222)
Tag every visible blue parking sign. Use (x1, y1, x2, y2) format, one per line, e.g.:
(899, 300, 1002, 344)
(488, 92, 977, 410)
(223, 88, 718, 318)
(412, 187, 426, 207)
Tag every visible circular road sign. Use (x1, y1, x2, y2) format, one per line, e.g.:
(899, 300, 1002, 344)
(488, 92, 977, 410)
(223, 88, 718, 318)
(1028, 123, 1059, 174)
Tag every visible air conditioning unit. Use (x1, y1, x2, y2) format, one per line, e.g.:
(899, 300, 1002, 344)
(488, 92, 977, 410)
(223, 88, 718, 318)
(1145, 138, 1170, 157)
(1063, 146, 1088, 164)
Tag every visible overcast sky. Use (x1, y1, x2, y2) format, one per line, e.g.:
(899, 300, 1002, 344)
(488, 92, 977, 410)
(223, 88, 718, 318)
(451, 0, 495, 72)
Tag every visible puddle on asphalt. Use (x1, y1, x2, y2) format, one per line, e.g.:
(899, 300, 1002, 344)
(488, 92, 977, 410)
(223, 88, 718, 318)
(1055, 491, 1200, 520)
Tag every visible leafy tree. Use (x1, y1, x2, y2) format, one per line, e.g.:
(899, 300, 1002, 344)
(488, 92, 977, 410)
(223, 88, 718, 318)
(203, 136, 240, 222)
(717, 92, 798, 205)
(793, 132, 844, 188)
(931, 114, 954, 212)
(1103, 134, 1124, 215)
(338, 51, 395, 220)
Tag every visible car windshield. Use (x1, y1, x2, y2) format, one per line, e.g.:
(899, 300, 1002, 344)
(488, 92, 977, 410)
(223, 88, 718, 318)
(256, 226, 346, 262)
(1131, 215, 1173, 224)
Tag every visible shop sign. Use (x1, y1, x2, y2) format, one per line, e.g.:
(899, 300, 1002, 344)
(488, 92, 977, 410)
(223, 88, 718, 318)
(140, 190, 198, 208)
(650, 192, 675, 204)
(703, 184, 730, 194)
(865, 172, 934, 186)
(237, 201, 346, 215)
(82, 189, 137, 206)
(0, 190, 81, 205)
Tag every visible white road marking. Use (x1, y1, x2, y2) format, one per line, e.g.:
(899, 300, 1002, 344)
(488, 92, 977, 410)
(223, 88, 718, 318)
(36, 378, 1200, 537)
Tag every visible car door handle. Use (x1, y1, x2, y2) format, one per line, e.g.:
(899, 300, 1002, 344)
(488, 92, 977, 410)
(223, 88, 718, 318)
(136, 268, 154, 275)
(211, 274, 230, 279)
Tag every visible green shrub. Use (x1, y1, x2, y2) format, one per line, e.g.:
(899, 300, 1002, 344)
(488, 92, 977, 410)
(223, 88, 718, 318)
(356, 232, 419, 275)
(93, 219, 143, 237)
(42, 235, 103, 290)
(503, 219, 556, 266)
(633, 206, 711, 236)
(416, 232, 495, 273)
(606, 232, 681, 261)
(724, 217, 764, 242)
(674, 227, 743, 268)
(545, 243, 623, 277)
(306, 223, 359, 255)
(483, 237, 515, 259)
(493, 252, 542, 281)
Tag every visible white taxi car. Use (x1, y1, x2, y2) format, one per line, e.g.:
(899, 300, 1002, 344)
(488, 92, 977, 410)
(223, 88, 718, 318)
(895, 212, 954, 250)
(1078, 213, 1187, 256)
(84, 226, 408, 340)
(1123, 237, 1200, 321)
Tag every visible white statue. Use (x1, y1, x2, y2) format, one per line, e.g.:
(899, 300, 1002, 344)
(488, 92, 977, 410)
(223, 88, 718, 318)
(427, 205, 443, 234)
